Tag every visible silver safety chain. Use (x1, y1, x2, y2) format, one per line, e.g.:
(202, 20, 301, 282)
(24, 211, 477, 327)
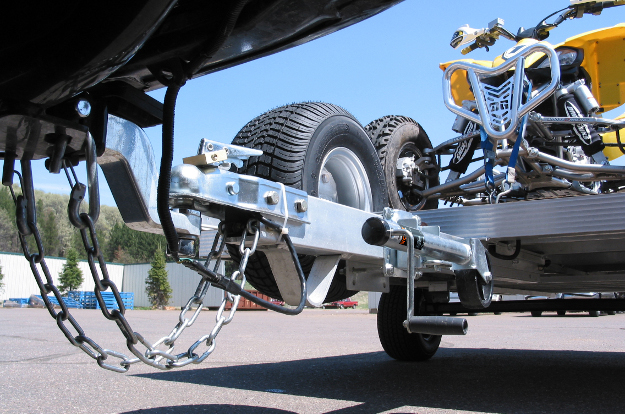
(144, 220, 259, 368)
(10, 135, 257, 372)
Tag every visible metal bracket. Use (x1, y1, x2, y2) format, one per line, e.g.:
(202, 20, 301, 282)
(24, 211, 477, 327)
(306, 255, 341, 307)
(262, 246, 303, 306)
(99, 115, 200, 235)
(346, 260, 390, 293)
(470, 239, 492, 284)
(192, 138, 263, 168)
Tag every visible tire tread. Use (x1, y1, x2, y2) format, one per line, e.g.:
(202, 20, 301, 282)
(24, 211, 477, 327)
(377, 285, 441, 361)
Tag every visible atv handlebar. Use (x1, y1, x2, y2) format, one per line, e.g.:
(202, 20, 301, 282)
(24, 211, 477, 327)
(459, 1, 624, 55)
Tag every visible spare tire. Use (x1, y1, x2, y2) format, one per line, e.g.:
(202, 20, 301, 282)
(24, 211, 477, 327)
(227, 102, 388, 302)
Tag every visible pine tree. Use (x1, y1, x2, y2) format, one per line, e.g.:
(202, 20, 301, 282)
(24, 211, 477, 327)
(145, 249, 172, 309)
(40, 207, 60, 257)
(106, 222, 167, 263)
(58, 248, 84, 293)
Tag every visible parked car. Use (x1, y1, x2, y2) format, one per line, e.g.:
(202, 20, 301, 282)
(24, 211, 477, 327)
(322, 298, 358, 309)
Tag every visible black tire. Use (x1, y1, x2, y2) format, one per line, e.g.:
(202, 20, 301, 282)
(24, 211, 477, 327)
(467, 312, 478, 316)
(606, 310, 616, 315)
(377, 285, 441, 361)
(365, 116, 439, 211)
(531, 310, 543, 317)
(557, 310, 567, 316)
(455, 269, 494, 309)
(589, 310, 600, 317)
(228, 102, 388, 302)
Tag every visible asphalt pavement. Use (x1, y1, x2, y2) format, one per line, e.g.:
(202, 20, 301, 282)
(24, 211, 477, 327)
(1, 307, 625, 413)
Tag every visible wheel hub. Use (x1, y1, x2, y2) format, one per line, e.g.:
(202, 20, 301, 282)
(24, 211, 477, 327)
(318, 147, 373, 211)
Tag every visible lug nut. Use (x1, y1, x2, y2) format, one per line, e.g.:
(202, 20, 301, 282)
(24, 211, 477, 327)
(265, 191, 279, 205)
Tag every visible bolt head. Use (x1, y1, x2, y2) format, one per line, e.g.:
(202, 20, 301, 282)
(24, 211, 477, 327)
(383, 207, 394, 220)
(265, 191, 280, 205)
(75, 99, 91, 117)
(294, 199, 308, 212)
(321, 173, 330, 183)
(384, 263, 394, 276)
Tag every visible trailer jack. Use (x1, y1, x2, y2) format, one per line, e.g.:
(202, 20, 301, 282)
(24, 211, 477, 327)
(361, 208, 492, 335)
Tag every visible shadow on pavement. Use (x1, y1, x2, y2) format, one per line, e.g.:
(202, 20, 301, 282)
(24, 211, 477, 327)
(133, 348, 625, 413)
(124, 405, 294, 413)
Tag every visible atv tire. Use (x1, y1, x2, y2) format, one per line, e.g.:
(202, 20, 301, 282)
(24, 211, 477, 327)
(365, 116, 439, 211)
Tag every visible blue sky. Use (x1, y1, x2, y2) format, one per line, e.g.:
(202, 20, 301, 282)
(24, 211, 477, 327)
(30, 0, 625, 206)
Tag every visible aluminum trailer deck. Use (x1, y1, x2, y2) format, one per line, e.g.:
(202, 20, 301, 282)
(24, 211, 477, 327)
(417, 192, 625, 294)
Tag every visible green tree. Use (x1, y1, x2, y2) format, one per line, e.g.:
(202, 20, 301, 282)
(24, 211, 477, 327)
(145, 249, 172, 309)
(58, 248, 84, 293)
(0, 208, 19, 253)
(40, 207, 60, 256)
(0, 186, 125, 257)
(106, 222, 167, 263)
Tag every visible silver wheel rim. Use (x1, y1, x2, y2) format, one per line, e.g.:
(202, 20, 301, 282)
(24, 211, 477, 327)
(317, 147, 373, 212)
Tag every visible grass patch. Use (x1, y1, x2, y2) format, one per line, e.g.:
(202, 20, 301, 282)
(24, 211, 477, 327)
(353, 291, 369, 310)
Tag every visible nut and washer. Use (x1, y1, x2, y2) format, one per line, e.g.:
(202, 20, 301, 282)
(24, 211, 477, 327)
(265, 191, 279, 205)
(527, 147, 539, 158)
(294, 199, 308, 212)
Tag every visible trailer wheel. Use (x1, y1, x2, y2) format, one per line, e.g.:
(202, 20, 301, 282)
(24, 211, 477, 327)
(227, 102, 388, 302)
(557, 310, 566, 316)
(455, 267, 494, 309)
(589, 310, 600, 317)
(531, 311, 543, 317)
(378, 285, 441, 361)
(365, 116, 439, 211)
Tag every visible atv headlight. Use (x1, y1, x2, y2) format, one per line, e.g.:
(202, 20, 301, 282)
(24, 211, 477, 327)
(450, 30, 464, 49)
(536, 48, 579, 68)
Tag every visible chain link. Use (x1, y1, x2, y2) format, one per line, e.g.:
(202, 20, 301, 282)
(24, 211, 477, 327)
(10, 137, 260, 372)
